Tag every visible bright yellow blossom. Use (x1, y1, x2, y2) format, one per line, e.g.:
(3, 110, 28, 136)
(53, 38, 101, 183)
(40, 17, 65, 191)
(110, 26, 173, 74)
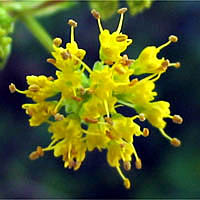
(10, 8, 183, 189)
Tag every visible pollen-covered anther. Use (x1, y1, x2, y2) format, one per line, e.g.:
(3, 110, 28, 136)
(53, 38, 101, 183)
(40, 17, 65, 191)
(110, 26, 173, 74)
(135, 158, 142, 170)
(54, 113, 64, 121)
(91, 9, 100, 19)
(46, 58, 56, 65)
(72, 96, 82, 102)
(53, 37, 62, 47)
(175, 62, 181, 68)
(9, 83, 16, 93)
(129, 78, 138, 86)
(104, 117, 113, 125)
(68, 19, 77, 27)
(123, 161, 131, 171)
(121, 54, 134, 66)
(106, 130, 114, 139)
(47, 76, 54, 81)
(124, 178, 131, 189)
(170, 138, 181, 147)
(28, 84, 40, 92)
(169, 35, 178, 43)
(61, 50, 71, 60)
(84, 117, 98, 123)
(36, 146, 44, 157)
(139, 113, 146, 122)
(117, 7, 128, 14)
(116, 34, 128, 42)
(68, 160, 76, 169)
(104, 60, 114, 65)
(172, 115, 183, 124)
(29, 151, 39, 160)
(143, 128, 149, 137)
(115, 66, 126, 75)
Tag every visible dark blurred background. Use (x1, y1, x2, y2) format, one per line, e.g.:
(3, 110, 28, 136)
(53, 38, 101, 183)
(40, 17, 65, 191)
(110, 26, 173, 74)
(0, 1, 200, 198)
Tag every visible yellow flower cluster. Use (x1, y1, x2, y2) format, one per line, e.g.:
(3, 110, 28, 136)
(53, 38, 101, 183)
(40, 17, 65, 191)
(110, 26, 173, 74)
(9, 8, 183, 189)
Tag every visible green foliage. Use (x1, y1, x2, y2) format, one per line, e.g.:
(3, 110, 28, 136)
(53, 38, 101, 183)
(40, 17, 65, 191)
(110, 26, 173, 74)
(0, 7, 14, 70)
(89, 1, 119, 20)
(127, 0, 154, 16)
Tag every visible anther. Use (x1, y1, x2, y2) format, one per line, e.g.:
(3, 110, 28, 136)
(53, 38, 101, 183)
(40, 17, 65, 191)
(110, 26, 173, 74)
(143, 128, 149, 137)
(172, 115, 183, 124)
(123, 161, 131, 171)
(36, 146, 44, 157)
(170, 138, 181, 147)
(114, 66, 126, 75)
(135, 158, 142, 169)
(116, 34, 128, 42)
(47, 76, 54, 81)
(175, 62, 181, 68)
(124, 178, 131, 189)
(105, 117, 113, 125)
(129, 78, 138, 87)
(28, 84, 40, 92)
(120, 54, 134, 66)
(129, 78, 138, 86)
(117, 7, 128, 14)
(139, 113, 146, 122)
(106, 130, 114, 139)
(84, 117, 98, 123)
(104, 60, 114, 65)
(46, 58, 56, 65)
(54, 113, 64, 121)
(161, 59, 170, 71)
(68, 160, 76, 169)
(68, 19, 77, 27)
(9, 83, 16, 93)
(91, 9, 100, 19)
(169, 35, 178, 43)
(61, 50, 71, 60)
(72, 96, 82, 102)
(53, 37, 62, 47)
(29, 151, 39, 160)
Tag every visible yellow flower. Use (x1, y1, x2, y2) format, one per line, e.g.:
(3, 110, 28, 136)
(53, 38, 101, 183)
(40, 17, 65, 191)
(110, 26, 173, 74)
(25, 75, 57, 102)
(131, 35, 180, 75)
(92, 8, 132, 64)
(22, 101, 56, 126)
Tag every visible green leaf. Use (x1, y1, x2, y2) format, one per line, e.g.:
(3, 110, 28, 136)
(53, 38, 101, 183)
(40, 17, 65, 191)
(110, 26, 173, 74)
(126, 0, 154, 16)
(89, 0, 119, 20)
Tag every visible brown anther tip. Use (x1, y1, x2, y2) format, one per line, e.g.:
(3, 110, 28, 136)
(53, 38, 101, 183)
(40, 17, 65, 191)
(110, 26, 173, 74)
(68, 19, 77, 27)
(9, 83, 16, 93)
(124, 178, 131, 189)
(175, 62, 181, 68)
(172, 115, 183, 124)
(162, 59, 170, 68)
(46, 58, 56, 65)
(105, 117, 113, 125)
(72, 96, 82, 102)
(116, 34, 128, 42)
(135, 158, 142, 170)
(29, 151, 39, 160)
(54, 113, 64, 121)
(106, 130, 114, 139)
(123, 161, 131, 171)
(169, 35, 178, 43)
(84, 117, 98, 124)
(104, 60, 114, 65)
(91, 9, 100, 19)
(143, 128, 149, 137)
(28, 84, 40, 92)
(36, 146, 44, 157)
(139, 113, 146, 122)
(47, 76, 54, 81)
(129, 78, 138, 87)
(170, 138, 181, 147)
(53, 37, 62, 47)
(61, 51, 71, 60)
(114, 66, 125, 75)
(68, 160, 76, 169)
(117, 7, 128, 14)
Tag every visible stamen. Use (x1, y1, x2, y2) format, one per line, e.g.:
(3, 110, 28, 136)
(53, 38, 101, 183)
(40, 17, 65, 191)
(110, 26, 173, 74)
(129, 78, 138, 86)
(123, 161, 131, 171)
(120, 54, 134, 66)
(104, 117, 113, 125)
(139, 113, 146, 122)
(9, 83, 16, 93)
(61, 50, 71, 60)
(47, 76, 54, 81)
(68, 19, 77, 43)
(116, 166, 130, 189)
(53, 37, 62, 47)
(169, 62, 181, 68)
(84, 117, 98, 123)
(172, 115, 183, 124)
(132, 145, 142, 169)
(28, 84, 40, 92)
(159, 128, 172, 141)
(54, 96, 64, 114)
(161, 59, 170, 71)
(116, 8, 128, 33)
(91, 9, 103, 33)
(116, 34, 128, 42)
(170, 138, 181, 147)
(36, 146, 44, 157)
(169, 35, 178, 43)
(46, 58, 56, 65)
(72, 96, 82, 102)
(104, 99, 110, 118)
(29, 151, 39, 160)
(54, 113, 64, 121)
(114, 65, 126, 75)
(143, 128, 149, 137)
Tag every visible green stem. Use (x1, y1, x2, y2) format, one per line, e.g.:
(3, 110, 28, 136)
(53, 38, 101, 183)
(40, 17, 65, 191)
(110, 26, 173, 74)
(19, 15, 53, 52)
(117, 99, 135, 109)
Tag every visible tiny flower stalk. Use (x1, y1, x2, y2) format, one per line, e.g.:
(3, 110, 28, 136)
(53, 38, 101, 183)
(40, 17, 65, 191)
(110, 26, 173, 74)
(9, 8, 183, 189)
